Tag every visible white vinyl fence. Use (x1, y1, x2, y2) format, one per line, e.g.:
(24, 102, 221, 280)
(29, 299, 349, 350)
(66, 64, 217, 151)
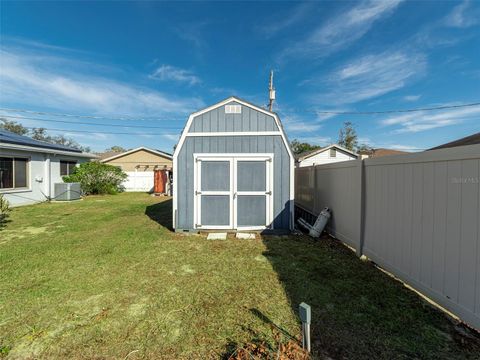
(123, 171, 154, 192)
(295, 144, 480, 330)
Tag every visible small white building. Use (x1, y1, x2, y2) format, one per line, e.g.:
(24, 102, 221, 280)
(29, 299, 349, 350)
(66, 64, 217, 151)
(296, 144, 357, 167)
(1, 129, 96, 206)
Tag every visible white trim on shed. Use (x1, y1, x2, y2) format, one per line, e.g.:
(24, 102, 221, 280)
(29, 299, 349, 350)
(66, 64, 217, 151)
(172, 96, 295, 231)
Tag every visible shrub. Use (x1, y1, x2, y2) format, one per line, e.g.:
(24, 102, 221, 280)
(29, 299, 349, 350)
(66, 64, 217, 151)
(0, 193, 11, 229)
(63, 161, 127, 195)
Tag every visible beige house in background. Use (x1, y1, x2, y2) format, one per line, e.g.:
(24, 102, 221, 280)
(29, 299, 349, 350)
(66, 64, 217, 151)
(100, 147, 172, 192)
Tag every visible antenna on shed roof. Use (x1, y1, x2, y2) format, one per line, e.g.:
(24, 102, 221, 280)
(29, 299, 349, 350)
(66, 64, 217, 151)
(268, 70, 276, 112)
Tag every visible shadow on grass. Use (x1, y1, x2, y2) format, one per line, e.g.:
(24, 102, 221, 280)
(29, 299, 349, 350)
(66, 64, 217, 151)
(249, 308, 297, 341)
(144, 198, 173, 231)
(260, 233, 480, 360)
(0, 217, 11, 231)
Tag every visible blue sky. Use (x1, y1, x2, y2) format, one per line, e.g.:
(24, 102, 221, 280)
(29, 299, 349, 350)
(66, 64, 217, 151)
(1, 0, 479, 153)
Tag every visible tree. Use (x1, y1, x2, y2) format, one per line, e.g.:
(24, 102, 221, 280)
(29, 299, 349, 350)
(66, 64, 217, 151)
(63, 162, 127, 195)
(357, 143, 373, 152)
(30, 127, 51, 141)
(0, 118, 29, 135)
(290, 139, 322, 155)
(105, 145, 127, 153)
(338, 121, 358, 151)
(31, 127, 91, 153)
(1, 120, 91, 152)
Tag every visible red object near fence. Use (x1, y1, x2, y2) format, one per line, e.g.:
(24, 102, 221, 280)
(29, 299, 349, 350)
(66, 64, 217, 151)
(154, 170, 168, 194)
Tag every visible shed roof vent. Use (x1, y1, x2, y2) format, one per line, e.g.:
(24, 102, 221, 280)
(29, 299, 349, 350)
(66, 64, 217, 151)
(225, 104, 242, 114)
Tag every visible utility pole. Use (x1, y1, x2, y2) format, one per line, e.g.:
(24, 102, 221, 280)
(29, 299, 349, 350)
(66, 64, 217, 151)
(268, 70, 276, 112)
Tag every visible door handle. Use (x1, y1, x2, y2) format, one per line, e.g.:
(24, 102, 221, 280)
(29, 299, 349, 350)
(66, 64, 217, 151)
(195, 190, 202, 195)
(265, 191, 272, 195)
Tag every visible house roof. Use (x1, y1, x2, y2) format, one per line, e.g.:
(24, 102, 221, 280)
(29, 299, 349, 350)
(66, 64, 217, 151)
(429, 132, 480, 150)
(0, 129, 95, 157)
(366, 148, 409, 158)
(296, 144, 358, 161)
(97, 151, 122, 161)
(100, 146, 173, 163)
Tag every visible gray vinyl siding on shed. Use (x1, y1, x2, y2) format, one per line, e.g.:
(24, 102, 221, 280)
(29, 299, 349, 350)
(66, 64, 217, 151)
(188, 101, 279, 133)
(176, 135, 291, 230)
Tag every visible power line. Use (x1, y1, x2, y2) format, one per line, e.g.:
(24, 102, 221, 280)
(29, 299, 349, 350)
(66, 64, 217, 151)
(1, 115, 184, 130)
(0, 107, 186, 121)
(291, 102, 480, 115)
(23, 126, 180, 136)
(3, 101, 479, 122)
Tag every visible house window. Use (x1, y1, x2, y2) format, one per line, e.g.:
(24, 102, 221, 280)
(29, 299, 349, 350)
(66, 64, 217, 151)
(0, 157, 29, 189)
(60, 160, 77, 176)
(330, 148, 336, 158)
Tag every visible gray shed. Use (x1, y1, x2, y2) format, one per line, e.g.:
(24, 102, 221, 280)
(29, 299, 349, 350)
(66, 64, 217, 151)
(173, 97, 294, 232)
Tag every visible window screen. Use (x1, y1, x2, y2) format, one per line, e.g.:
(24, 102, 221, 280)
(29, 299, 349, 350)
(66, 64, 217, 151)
(60, 161, 77, 176)
(14, 158, 28, 188)
(0, 157, 28, 189)
(0, 158, 13, 189)
(330, 148, 336, 157)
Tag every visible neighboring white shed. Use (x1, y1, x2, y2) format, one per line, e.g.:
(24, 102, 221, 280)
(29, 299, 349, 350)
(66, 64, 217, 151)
(173, 97, 295, 233)
(296, 144, 357, 167)
(0, 129, 96, 206)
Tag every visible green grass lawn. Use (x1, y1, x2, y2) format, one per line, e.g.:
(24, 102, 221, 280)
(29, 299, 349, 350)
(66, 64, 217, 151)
(1, 193, 479, 359)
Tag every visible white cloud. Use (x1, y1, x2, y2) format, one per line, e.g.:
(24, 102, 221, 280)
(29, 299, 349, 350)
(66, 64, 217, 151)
(258, 2, 314, 38)
(285, 121, 323, 133)
(282, 114, 324, 133)
(281, 0, 404, 60)
(403, 95, 421, 102)
(149, 64, 200, 85)
(174, 21, 209, 50)
(386, 144, 421, 151)
(0, 48, 203, 116)
(444, 0, 478, 28)
(275, 105, 327, 134)
(311, 50, 426, 105)
(163, 133, 181, 142)
(358, 137, 424, 151)
(380, 105, 480, 133)
(292, 136, 332, 146)
(63, 132, 109, 140)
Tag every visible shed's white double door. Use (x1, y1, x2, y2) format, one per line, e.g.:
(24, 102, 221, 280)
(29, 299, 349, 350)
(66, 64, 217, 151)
(194, 154, 273, 230)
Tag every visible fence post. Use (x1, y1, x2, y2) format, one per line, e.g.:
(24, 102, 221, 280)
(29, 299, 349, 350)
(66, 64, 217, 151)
(356, 159, 366, 257)
(312, 164, 317, 215)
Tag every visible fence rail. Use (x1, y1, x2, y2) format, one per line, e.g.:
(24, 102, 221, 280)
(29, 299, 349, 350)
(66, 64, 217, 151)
(295, 144, 480, 330)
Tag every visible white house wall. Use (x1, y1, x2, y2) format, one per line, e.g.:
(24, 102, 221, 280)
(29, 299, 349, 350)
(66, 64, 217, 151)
(299, 149, 356, 167)
(1, 149, 88, 206)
